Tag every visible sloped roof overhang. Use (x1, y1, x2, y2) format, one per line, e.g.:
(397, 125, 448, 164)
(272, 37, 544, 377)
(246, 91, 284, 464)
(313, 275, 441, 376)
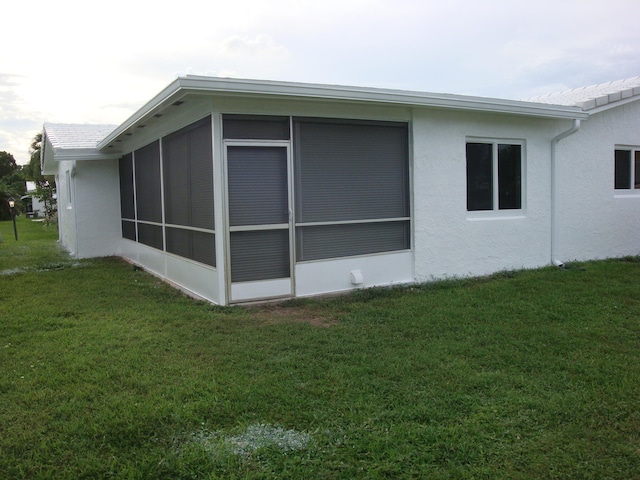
(97, 76, 588, 150)
(41, 125, 121, 175)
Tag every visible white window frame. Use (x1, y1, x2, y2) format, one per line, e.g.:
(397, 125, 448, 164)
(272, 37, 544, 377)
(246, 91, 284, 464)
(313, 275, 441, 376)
(614, 146, 640, 194)
(466, 137, 526, 219)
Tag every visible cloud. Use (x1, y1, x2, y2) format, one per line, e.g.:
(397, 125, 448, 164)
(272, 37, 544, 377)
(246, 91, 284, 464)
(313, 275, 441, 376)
(217, 35, 290, 60)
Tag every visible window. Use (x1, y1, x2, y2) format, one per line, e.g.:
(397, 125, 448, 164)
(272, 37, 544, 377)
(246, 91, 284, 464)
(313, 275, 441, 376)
(466, 141, 522, 212)
(614, 148, 640, 190)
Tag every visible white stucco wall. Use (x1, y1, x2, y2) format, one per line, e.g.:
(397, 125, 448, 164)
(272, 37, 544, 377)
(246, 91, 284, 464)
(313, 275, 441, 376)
(555, 100, 640, 261)
(412, 109, 561, 281)
(72, 160, 122, 258)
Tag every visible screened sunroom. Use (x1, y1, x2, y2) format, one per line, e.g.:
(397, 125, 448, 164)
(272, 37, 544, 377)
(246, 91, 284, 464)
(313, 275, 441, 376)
(116, 109, 413, 304)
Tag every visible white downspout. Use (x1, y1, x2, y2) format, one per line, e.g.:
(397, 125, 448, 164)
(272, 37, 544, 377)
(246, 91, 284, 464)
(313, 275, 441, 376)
(550, 119, 581, 267)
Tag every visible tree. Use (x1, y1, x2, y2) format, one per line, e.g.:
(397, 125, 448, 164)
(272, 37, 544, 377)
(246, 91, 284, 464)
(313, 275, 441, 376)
(0, 151, 25, 221)
(26, 133, 57, 225)
(0, 150, 18, 177)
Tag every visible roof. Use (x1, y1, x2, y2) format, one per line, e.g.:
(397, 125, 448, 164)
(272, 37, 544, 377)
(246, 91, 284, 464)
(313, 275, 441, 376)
(41, 123, 119, 174)
(526, 77, 640, 112)
(43, 123, 117, 149)
(44, 75, 633, 167)
(97, 76, 588, 150)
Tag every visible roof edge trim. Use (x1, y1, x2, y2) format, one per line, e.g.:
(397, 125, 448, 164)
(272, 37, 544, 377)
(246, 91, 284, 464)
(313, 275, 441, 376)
(97, 76, 587, 149)
(177, 75, 588, 119)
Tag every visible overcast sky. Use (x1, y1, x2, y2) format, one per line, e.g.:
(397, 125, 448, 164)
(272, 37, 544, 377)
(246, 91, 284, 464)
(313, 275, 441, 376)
(2, 0, 639, 164)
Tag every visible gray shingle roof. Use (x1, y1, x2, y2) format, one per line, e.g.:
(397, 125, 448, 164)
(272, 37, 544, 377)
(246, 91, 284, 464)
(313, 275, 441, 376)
(526, 77, 640, 111)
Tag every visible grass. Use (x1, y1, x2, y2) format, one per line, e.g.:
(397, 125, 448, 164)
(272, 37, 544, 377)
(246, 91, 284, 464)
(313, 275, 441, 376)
(1, 217, 639, 479)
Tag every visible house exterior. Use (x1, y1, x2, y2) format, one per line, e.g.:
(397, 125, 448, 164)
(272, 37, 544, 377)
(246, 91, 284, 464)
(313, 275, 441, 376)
(41, 76, 640, 305)
(22, 182, 45, 217)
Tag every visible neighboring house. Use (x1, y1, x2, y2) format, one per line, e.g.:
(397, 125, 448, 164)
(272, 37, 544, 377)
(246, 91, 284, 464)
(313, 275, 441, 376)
(22, 182, 43, 217)
(41, 75, 640, 305)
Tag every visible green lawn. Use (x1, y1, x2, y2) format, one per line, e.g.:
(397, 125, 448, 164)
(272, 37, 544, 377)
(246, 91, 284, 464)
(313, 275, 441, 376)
(1, 218, 639, 479)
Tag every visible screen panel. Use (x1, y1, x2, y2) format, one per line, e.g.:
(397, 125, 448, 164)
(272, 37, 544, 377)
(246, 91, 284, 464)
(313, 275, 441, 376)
(227, 146, 288, 227)
(223, 115, 290, 140)
(230, 229, 290, 282)
(296, 221, 410, 262)
(119, 153, 135, 220)
(134, 141, 162, 223)
(137, 223, 163, 250)
(294, 120, 409, 223)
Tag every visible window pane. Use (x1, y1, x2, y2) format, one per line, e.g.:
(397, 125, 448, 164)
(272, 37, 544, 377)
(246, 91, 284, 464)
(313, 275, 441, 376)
(466, 143, 493, 211)
(498, 144, 522, 210)
(615, 150, 631, 189)
(635, 151, 640, 189)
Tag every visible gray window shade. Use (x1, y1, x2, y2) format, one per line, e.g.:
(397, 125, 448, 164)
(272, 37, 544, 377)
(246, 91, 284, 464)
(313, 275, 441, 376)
(135, 141, 162, 223)
(137, 223, 163, 250)
(223, 115, 290, 140)
(296, 221, 409, 261)
(166, 227, 215, 267)
(230, 230, 290, 282)
(119, 154, 135, 220)
(294, 120, 409, 223)
(163, 116, 214, 229)
(227, 146, 288, 226)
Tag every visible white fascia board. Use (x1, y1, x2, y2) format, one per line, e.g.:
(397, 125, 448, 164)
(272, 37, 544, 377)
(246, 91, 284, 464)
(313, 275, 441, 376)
(178, 76, 588, 119)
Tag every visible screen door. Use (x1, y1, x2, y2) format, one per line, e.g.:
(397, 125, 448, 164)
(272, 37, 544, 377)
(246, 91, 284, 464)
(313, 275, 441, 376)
(226, 143, 292, 302)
